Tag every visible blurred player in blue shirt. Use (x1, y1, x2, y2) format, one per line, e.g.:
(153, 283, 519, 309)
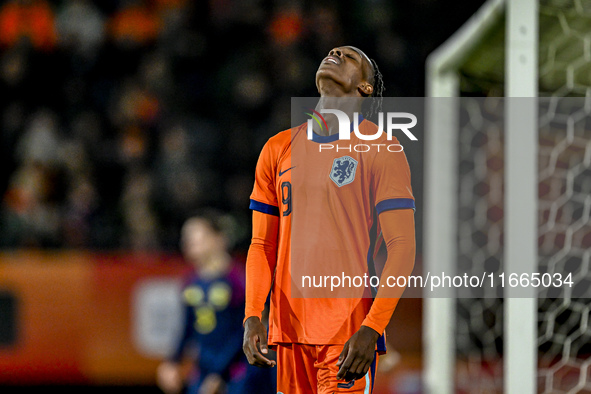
(157, 210, 275, 394)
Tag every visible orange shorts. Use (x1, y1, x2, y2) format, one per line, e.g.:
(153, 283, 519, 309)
(275, 343, 378, 394)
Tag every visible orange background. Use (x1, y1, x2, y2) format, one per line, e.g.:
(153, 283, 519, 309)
(0, 252, 421, 389)
(0, 251, 188, 385)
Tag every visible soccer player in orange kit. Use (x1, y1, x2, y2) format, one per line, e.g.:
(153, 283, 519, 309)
(243, 46, 416, 393)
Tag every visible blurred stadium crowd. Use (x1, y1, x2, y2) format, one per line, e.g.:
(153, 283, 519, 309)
(0, 0, 477, 251)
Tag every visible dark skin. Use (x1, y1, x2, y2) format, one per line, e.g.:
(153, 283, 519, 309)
(243, 315, 276, 368)
(243, 46, 380, 382)
(315, 46, 374, 98)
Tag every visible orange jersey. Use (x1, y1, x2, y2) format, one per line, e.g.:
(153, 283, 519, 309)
(249, 117, 415, 349)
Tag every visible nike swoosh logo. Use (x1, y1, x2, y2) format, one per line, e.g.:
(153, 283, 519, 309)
(278, 166, 295, 176)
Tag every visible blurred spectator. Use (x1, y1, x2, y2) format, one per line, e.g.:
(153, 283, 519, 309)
(120, 168, 160, 250)
(1, 161, 63, 247)
(62, 173, 98, 247)
(267, 7, 303, 48)
(0, 46, 27, 88)
(153, 124, 198, 207)
(0, 0, 56, 52)
(110, 77, 160, 128)
(56, 0, 105, 60)
(108, 0, 161, 49)
(15, 109, 60, 165)
(138, 51, 174, 102)
(153, 0, 188, 46)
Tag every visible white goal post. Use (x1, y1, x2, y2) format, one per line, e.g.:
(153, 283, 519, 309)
(424, 0, 538, 393)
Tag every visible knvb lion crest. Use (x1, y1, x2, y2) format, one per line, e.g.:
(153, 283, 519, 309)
(330, 156, 358, 187)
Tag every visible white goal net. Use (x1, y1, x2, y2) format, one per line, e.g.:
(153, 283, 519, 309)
(425, 0, 591, 392)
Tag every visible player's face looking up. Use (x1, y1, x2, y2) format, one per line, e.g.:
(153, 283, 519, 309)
(316, 46, 375, 97)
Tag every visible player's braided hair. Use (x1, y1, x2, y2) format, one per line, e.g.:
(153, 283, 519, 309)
(367, 58, 385, 119)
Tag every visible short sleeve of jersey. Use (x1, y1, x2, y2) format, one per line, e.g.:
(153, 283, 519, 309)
(249, 139, 280, 216)
(372, 139, 415, 214)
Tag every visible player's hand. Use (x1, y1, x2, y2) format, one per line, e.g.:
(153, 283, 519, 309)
(156, 361, 183, 394)
(243, 316, 276, 368)
(336, 325, 380, 382)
